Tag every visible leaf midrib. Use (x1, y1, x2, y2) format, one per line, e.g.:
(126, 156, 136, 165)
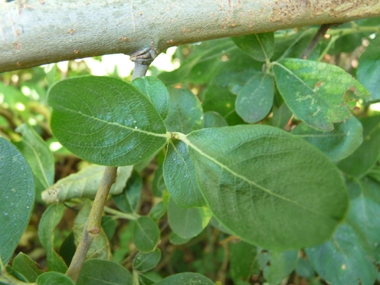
(54, 105, 169, 139)
(179, 133, 330, 218)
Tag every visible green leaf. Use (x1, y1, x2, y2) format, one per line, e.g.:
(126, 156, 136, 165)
(292, 116, 363, 161)
(232, 32, 274, 61)
(158, 39, 236, 85)
(164, 87, 203, 134)
(272, 103, 292, 129)
(12, 253, 43, 282)
(203, 111, 228, 128)
(77, 259, 133, 285)
(306, 223, 377, 285)
(167, 198, 212, 239)
(169, 232, 191, 245)
(338, 115, 380, 177)
(132, 76, 169, 119)
(258, 249, 299, 284)
(37, 272, 75, 285)
(45, 63, 57, 87)
(236, 73, 275, 123)
(38, 204, 67, 272)
(163, 140, 205, 208)
(154, 273, 214, 285)
(73, 201, 112, 260)
(182, 125, 349, 250)
(346, 178, 380, 263)
(101, 216, 116, 241)
(273, 59, 369, 131)
(228, 70, 260, 95)
(357, 36, 380, 101)
(133, 216, 160, 253)
(150, 201, 167, 221)
(202, 58, 262, 126)
(5, 265, 28, 282)
(48, 76, 168, 166)
(59, 232, 76, 267)
(153, 164, 167, 198)
(296, 258, 315, 279)
(42, 165, 132, 204)
(14, 124, 54, 191)
(229, 241, 258, 282)
(133, 249, 161, 272)
(113, 170, 142, 214)
(0, 138, 34, 264)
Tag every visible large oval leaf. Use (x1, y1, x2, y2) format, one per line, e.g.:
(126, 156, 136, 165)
(182, 125, 348, 250)
(48, 76, 168, 166)
(273, 59, 369, 131)
(0, 138, 34, 264)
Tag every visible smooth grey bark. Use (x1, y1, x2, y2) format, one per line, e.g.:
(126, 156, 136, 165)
(0, 0, 379, 73)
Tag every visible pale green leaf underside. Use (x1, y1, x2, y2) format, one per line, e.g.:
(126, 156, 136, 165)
(163, 140, 206, 208)
(182, 125, 348, 250)
(273, 59, 369, 131)
(48, 76, 168, 166)
(42, 164, 132, 204)
(167, 198, 212, 239)
(0, 138, 34, 264)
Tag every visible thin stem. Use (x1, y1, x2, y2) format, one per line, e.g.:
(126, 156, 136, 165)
(66, 166, 118, 283)
(103, 205, 139, 220)
(318, 35, 340, 61)
(301, 24, 332, 59)
(132, 64, 149, 80)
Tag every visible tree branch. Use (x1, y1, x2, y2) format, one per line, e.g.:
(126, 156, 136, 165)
(66, 166, 118, 283)
(1, 0, 379, 73)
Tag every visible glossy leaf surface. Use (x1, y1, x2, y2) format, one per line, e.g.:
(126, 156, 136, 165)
(164, 87, 203, 134)
(163, 140, 205, 208)
(133, 216, 160, 253)
(0, 138, 34, 264)
(42, 165, 132, 204)
(77, 259, 133, 285)
(155, 273, 214, 285)
(273, 59, 369, 131)
(132, 76, 169, 119)
(184, 125, 349, 250)
(292, 117, 363, 161)
(133, 249, 161, 272)
(236, 73, 275, 123)
(167, 198, 212, 239)
(232, 32, 275, 61)
(48, 76, 168, 166)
